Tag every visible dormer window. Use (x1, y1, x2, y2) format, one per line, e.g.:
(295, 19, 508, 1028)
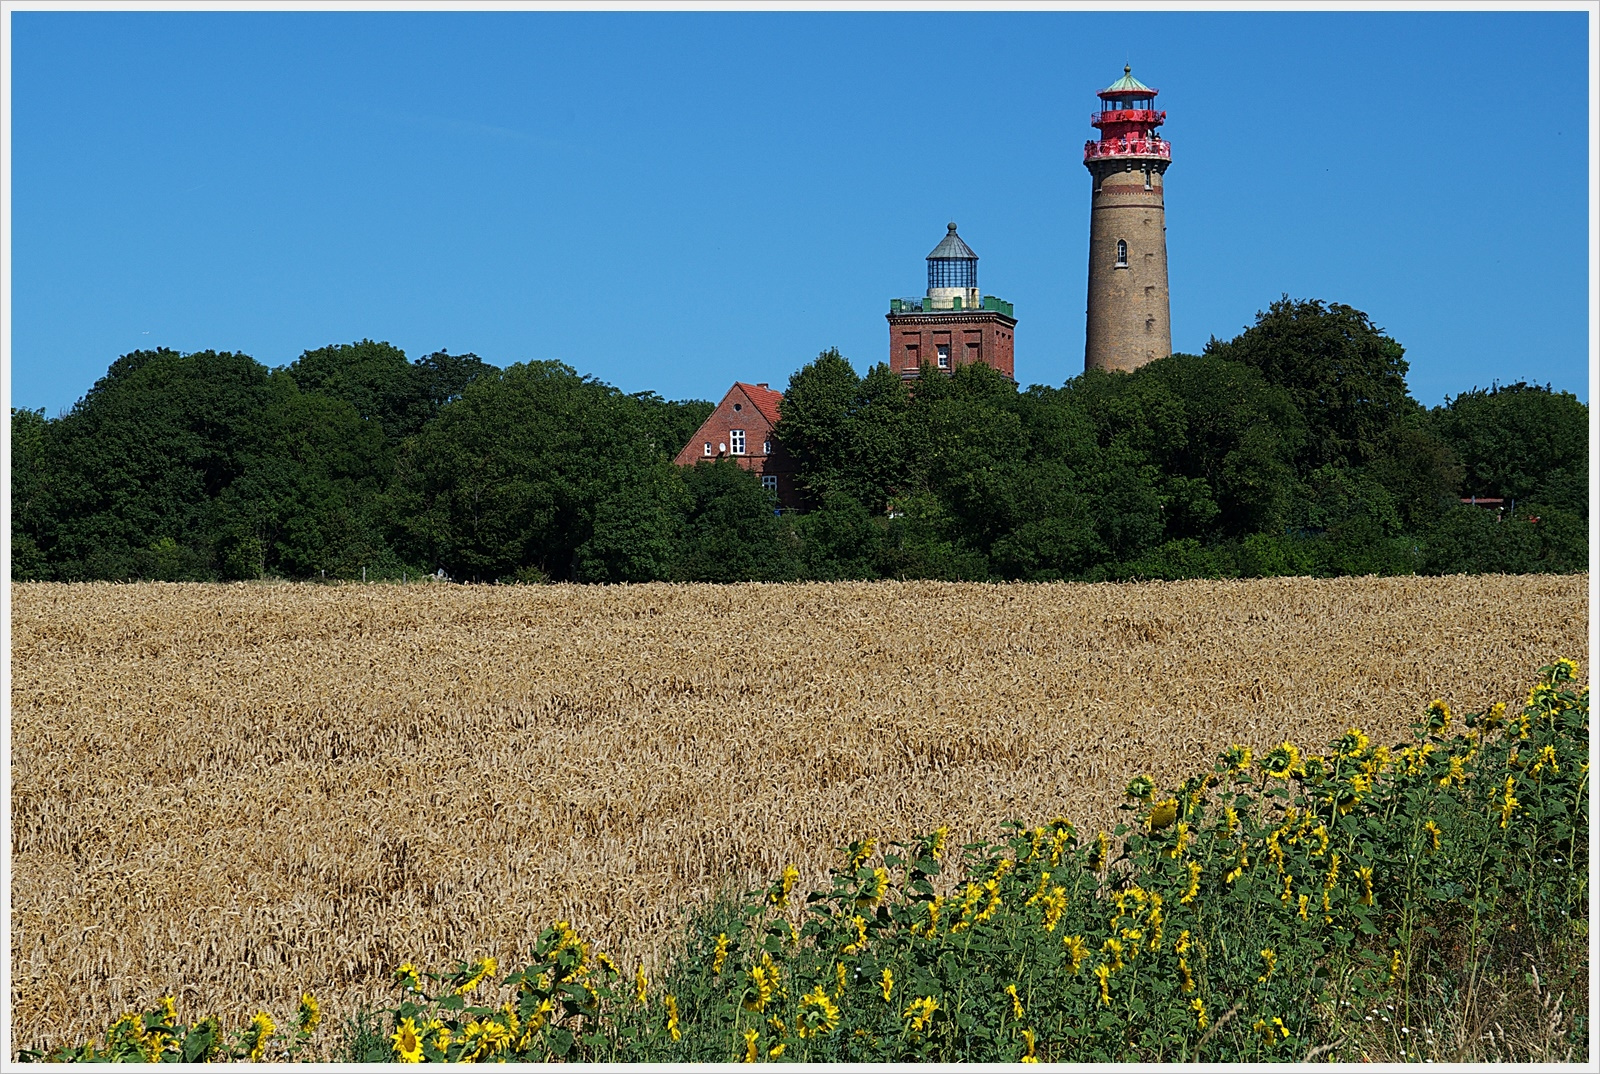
(1115, 240, 1128, 267)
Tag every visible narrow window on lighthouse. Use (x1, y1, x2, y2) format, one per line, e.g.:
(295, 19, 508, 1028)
(1115, 240, 1128, 267)
(1144, 168, 1152, 191)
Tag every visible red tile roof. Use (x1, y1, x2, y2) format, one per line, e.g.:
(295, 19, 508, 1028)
(736, 382, 784, 427)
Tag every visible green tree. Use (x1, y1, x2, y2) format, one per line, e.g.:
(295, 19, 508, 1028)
(630, 391, 716, 462)
(774, 348, 865, 506)
(391, 361, 663, 581)
(673, 460, 799, 582)
(792, 492, 888, 580)
(206, 382, 393, 580)
(287, 340, 417, 437)
(575, 464, 688, 583)
(10, 407, 54, 580)
(288, 342, 496, 446)
(1205, 298, 1419, 470)
(1430, 382, 1588, 517)
(42, 349, 284, 580)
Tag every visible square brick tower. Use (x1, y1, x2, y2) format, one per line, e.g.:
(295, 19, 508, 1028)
(1083, 66, 1172, 373)
(886, 222, 1016, 380)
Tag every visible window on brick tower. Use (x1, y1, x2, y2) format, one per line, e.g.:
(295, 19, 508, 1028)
(1116, 240, 1128, 266)
(937, 344, 950, 368)
(967, 342, 980, 363)
(729, 429, 745, 455)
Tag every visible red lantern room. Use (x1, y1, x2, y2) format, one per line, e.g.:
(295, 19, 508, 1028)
(1084, 65, 1170, 164)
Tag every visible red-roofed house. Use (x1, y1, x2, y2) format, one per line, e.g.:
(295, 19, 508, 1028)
(674, 382, 799, 509)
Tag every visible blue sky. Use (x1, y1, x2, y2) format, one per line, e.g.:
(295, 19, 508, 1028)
(7, 8, 1592, 417)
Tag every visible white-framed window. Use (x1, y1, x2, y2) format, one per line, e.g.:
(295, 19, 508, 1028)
(761, 475, 778, 493)
(1115, 239, 1128, 267)
(703, 442, 712, 456)
(763, 439, 772, 455)
(729, 429, 746, 455)
(937, 344, 950, 368)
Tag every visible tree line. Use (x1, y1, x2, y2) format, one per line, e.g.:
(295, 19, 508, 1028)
(10, 298, 1587, 584)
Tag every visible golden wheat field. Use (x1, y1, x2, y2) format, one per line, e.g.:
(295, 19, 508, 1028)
(8, 574, 1589, 1055)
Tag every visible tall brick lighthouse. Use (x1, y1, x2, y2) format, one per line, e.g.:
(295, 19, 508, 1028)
(1083, 66, 1172, 373)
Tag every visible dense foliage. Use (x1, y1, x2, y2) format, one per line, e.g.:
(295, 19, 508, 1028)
(28, 661, 1587, 1062)
(11, 299, 1587, 582)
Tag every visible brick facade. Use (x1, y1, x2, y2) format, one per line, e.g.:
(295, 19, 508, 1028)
(1084, 160, 1171, 373)
(885, 309, 1017, 380)
(673, 382, 800, 509)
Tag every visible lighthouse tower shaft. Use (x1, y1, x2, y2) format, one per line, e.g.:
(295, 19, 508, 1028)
(1083, 67, 1171, 374)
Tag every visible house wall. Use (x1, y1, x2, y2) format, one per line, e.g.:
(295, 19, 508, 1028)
(884, 310, 1016, 380)
(673, 383, 800, 509)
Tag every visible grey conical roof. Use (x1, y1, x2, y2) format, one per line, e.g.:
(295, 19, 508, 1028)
(927, 222, 978, 261)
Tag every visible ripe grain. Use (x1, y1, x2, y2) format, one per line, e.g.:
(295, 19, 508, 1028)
(8, 575, 1586, 1055)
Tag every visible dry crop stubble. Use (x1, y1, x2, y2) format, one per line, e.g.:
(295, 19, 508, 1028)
(8, 574, 1586, 1056)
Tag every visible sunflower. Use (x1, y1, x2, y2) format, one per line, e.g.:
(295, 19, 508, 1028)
(248, 1011, 275, 1062)
(770, 863, 801, 909)
(1253, 1016, 1289, 1042)
(711, 933, 729, 975)
(1063, 934, 1089, 973)
(742, 957, 777, 1012)
(797, 986, 841, 1038)
(1088, 830, 1111, 872)
(1093, 963, 1112, 1005)
(1354, 865, 1375, 906)
(1147, 797, 1179, 831)
(1500, 776, 1519, 828)
(903, 995, 938, 1032)
(664, 993, 681, 1042)
(390, 1017, 422, 1063)
(1263, 741, 1300, 779)
(1220, 744, 1252, 776)
(1426, 698, 1451, 732)
(1335, 727, 1370, 759)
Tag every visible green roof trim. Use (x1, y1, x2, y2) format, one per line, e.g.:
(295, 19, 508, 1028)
(1101, 65, 1153, 94)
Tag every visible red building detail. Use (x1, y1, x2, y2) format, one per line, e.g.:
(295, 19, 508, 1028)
(674, 382, 799, 508)
(886, 223, 1017, 381)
